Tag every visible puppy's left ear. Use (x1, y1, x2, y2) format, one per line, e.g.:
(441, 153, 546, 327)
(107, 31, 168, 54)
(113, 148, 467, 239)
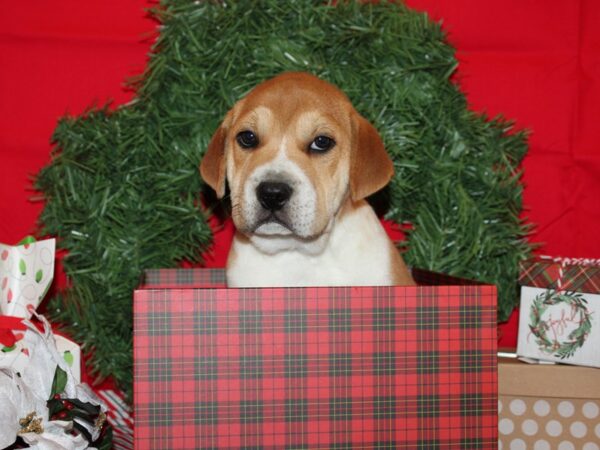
(200, 125, 228, 198)
(350, 115, 395, 201)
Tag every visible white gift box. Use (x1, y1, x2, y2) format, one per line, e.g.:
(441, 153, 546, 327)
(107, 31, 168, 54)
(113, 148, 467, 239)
(517, 257, 600, 368)
(517, 286, 600, 367)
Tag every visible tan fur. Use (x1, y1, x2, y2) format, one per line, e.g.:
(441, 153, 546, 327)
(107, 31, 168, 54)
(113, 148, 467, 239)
(200, 72, 415, 287)
(388, 239, 415, 285)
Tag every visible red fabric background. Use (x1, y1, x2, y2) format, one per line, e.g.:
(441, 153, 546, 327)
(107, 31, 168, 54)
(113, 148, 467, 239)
(1, 1, 599, 349)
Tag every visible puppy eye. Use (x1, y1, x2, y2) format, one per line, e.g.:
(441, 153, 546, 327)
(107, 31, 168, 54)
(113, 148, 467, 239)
(309, 135, 335, 153)
(236, 130, 259, 149)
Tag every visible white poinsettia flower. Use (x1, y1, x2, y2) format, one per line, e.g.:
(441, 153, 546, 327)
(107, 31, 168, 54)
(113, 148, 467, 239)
(0, 370, 47, 449)
(21, 420, 89, 450)
(0, 366, 89, 450)
(0, 373, 22, 448)
(0, 315, 104, 450)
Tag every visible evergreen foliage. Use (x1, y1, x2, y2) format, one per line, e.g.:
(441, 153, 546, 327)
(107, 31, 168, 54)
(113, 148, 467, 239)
(36, 0, 531, 395)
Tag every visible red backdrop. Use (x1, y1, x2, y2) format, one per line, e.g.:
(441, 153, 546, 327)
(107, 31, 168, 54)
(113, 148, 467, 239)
(1, 1, 599, 348)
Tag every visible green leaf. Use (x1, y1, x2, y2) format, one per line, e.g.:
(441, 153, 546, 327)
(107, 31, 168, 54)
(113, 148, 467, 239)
(1, 344, 16, 353)
(47, 398, 63, 417)
(49, 366, 68, 399)
(35, 269, 43, 283)
(97, 426, 114, 450)
(19, 259, 26, 276)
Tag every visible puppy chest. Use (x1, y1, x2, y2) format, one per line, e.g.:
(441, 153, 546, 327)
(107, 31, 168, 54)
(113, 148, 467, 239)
(229, 244, 392, 287)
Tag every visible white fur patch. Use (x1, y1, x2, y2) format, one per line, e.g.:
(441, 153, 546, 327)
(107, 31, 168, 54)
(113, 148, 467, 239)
(227, 202, 394, 286)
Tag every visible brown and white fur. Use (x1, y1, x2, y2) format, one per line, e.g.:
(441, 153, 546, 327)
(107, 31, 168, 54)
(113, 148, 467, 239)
(200, 72, 414, 287)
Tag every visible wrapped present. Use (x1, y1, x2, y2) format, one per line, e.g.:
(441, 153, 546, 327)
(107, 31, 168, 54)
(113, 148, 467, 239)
(0, 236, 54, 318)
(0, 315, 111, 449)
(0, 237, 81, 381)
(517, 257, 600, 367)
(134, 268, 498, 449)
(498, 353, 600, 449)
(519, 257, 600, 293)
(0, 238, 110, 449)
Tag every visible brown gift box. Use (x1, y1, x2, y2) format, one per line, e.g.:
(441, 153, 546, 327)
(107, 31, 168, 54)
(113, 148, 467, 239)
(498, 355, 600, 449)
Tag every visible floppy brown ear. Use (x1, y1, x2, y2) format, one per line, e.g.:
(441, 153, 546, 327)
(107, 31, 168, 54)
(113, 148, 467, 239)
(200, 125, 227, 198)
(350, 115, 395, 201)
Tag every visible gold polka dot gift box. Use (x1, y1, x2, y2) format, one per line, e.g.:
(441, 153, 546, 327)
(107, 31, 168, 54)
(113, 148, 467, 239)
(498, 355, 600, 450)
(517, 257, 600, 368)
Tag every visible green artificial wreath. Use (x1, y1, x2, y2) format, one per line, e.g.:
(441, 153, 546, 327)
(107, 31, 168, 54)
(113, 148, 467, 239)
(36, 0, 532, 395)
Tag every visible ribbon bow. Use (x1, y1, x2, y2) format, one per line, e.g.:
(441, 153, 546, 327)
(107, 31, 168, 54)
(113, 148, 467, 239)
(0, 315, 27, 348)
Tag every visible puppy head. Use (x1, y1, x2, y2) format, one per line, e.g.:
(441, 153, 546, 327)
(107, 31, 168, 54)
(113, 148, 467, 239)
(201, 72, 393, 248)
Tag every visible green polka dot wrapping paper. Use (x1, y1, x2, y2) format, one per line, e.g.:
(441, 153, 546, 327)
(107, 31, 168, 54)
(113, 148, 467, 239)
(0, 237, 82, 382)
(134, 268, 498, 449)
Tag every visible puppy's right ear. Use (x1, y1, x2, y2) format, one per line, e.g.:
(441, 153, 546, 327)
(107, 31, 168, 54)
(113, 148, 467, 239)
(200, 125, 227, 198)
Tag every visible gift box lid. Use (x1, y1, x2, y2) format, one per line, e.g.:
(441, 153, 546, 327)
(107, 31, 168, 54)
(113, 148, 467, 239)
(134, 268, 498, 449)
(499, 356, 600, 399)
(519, 257, 600, 293)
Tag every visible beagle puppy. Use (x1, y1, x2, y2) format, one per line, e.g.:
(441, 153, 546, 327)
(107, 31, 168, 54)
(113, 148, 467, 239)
(201, 72, 414, 287)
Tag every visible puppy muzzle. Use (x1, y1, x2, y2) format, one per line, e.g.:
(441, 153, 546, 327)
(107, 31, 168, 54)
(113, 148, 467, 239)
(240, 161, 319, 239)
(251, 180, 295, 235)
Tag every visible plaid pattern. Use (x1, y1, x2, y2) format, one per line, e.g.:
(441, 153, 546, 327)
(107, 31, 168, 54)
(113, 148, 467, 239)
(143, 268, 227, 288)
(140, 268, 483, 290)
(134, 269, 497, 449)
(519, 259, 600, 293)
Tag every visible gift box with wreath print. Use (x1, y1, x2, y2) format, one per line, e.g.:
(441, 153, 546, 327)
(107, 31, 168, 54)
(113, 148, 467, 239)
(517, 257, 600, 368)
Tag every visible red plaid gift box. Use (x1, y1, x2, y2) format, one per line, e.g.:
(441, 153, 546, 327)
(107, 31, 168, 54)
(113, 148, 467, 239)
(519, 257, 600, 293)
(134, 268, 497, 449)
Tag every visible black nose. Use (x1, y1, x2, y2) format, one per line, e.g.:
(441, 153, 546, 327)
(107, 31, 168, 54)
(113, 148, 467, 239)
(256, 181, 293, 211)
